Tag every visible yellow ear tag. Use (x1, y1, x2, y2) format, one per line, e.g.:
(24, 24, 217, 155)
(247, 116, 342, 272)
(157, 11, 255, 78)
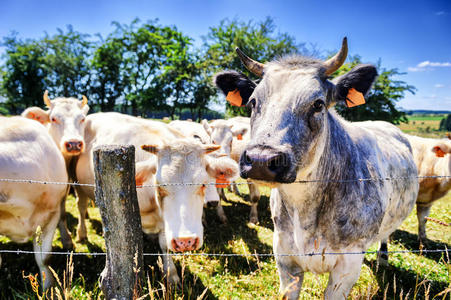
(346, 88, 366, 108)
(226, 89, 243, 107)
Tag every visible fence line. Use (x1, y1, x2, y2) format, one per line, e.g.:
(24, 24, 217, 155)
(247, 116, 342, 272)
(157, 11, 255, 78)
(2, 175, 451, 188)
(0, 249, 449, 257)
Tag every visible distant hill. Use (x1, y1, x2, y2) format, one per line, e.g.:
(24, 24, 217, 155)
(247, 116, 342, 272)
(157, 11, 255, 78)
(405, 110, 451, 115)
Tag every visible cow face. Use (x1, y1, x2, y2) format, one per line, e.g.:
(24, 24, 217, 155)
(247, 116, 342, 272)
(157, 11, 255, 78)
(214, 38, 377, 183)
(22, 91, 89, 157)
(140, 140, 238, 252)
(202, 120, 234, 156)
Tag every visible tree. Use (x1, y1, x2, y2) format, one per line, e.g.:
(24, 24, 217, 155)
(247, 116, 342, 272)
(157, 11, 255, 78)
(90, 35, 128, 111)
(439, 115, 451, 131)
(0, 34, 49, 114)
(0, 27, 92, 114)
(43, 26, 93, 97)
(201, 17, 305, 116)
(333, 56, 415, 124)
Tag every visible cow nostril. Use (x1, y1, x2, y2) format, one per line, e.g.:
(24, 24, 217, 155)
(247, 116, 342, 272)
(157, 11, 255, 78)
(76, 141, 83, 150)
(268, 155, 284, 172)
(243, 152, 252, 165)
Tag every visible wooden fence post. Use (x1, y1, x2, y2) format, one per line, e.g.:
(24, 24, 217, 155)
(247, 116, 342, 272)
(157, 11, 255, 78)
(94, 145, 143, 299)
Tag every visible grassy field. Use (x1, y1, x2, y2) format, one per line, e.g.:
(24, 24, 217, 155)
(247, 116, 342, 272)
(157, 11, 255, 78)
(398, 115, 447, 138)
(1, 115, 450, 299)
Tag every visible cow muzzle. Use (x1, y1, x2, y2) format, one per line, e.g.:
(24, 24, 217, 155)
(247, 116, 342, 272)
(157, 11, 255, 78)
(171, 236, 200, 252)
(64, 140, 84, 155)
(240, 146, 294, 183)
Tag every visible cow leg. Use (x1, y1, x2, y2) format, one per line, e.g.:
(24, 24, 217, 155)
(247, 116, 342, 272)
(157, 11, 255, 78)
(276, 257, 304, 300)
(378, 239, 389, 267)
(274, 230, 304, 300)
(75, 188, 89, 242)
(417, 204, 432, 244)
(216, 188, 228, 224)
(34, 210, 60, 290)
(248, 182, 260, 224)
(232, 183, 242, 197)
(158, 232, 180, 285)
(57, 186, 74, 249)
(324, 254, 363, 300)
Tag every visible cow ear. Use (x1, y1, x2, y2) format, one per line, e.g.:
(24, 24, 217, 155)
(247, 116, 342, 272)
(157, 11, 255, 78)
(332, 64, 378, 106)
(82, 104, 90, 115)
(213, 71, 256, 107)
(205, 155, 239, 181)
(203, 144, 221, 154)
(135, 160, 156, 186)
(141, 144, 159, 155)
(231, 126, 248, 138)
(432, 143, 451, 157)
(21, 107, 50, 125)
(202, 119, 212, 135)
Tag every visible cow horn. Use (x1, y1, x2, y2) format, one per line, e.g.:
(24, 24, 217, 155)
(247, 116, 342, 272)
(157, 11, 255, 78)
(235, 48, 264, 77)
(43, 90, 52, 107)
(82, 95, 88, 107)
(323, 37, 348, 76)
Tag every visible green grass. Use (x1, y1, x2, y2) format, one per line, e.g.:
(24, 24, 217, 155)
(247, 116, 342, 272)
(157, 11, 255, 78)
(407, 115, 446, 121)
(398, 116, 446, 138)
(1, 185, 450, 299)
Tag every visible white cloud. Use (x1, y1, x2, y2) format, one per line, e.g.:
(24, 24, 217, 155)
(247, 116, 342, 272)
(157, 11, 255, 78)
(417, 61, 451, 68)
(435, 84, 445, 88)
(435, 11, 446, 16)
(408, 61, 451, 72)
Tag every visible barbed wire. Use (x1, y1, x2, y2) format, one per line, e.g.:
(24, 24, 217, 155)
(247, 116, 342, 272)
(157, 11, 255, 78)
(0, 248, 449, 257)
(2, 175, 451, 188)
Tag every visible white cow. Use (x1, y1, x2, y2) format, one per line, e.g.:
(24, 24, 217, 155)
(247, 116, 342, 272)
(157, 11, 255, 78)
(75, 112, 238, 283)
(22, 91, 90, 248)
(0, 116, 68, 289)
(407, 135, 451, 242)
(202, 118, 262, 224)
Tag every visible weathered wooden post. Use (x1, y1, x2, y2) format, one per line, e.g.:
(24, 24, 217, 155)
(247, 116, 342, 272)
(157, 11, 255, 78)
(94, 145, 143, 299)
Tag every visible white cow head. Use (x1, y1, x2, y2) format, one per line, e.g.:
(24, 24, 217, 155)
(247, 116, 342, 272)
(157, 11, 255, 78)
(137, 139, 239, 252)
(202, 119, 234, 156)
(22, 90, 89, 158)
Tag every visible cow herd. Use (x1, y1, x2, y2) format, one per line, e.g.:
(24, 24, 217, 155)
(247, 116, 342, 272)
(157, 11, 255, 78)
(0, 38, 449, 299)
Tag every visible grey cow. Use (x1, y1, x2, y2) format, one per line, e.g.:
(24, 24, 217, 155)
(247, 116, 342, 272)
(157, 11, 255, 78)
(214, 38, 418, 299)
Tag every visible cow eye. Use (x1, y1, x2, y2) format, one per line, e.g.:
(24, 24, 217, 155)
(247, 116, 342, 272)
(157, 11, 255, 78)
(247, 98, 257, 109)
(313, 100, 325, 112)
(80, 118, 85, 123)
(51, 117, 59, 123)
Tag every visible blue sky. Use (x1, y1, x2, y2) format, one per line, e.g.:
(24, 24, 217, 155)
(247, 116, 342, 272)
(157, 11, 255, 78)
(1, 0, 450, 111)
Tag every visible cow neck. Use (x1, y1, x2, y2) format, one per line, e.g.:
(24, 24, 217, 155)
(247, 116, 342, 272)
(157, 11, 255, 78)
(279, 111, 363, 231)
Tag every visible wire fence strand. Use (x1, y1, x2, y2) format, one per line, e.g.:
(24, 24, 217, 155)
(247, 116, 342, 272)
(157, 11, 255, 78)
(1, 176, 449, 259)
(2, 175, 451, 188)
(0, 249, 449, 257)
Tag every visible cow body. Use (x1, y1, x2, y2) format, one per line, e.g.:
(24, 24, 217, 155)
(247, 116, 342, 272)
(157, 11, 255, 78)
(214, 39, 419, 299)
(0, 117, 68, 289)
(406, 135, 451, 241)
